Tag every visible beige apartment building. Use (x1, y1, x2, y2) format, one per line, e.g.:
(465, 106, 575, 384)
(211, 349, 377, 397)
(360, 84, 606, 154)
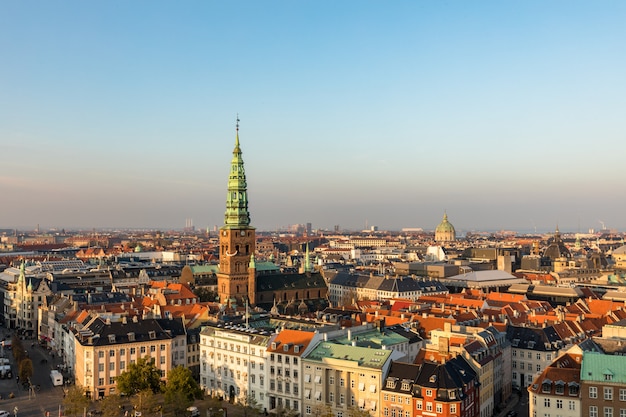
(73, 315, 186, 398)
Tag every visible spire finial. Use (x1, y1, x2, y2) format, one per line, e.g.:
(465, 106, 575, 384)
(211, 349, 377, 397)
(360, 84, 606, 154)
(236, 114, 240, 132)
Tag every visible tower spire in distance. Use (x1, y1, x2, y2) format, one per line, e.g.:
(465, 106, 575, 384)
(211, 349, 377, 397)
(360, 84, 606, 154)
(224, 115, 250, 228)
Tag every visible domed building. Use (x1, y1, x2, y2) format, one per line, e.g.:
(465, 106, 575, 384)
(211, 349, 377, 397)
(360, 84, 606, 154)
(543, 226, 571, 260)
(435, 212, 456, 243)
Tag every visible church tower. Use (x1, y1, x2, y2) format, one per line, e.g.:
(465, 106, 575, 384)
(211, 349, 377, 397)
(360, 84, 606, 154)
(217, 118, 257, 306)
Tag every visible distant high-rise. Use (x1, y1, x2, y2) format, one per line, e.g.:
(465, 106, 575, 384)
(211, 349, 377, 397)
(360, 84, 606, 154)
(216, 118, 256, 306)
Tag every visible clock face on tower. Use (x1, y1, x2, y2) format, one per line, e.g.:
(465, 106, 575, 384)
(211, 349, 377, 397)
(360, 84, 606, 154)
(241, 231, 246, 236)
(223, 231, 227, 236)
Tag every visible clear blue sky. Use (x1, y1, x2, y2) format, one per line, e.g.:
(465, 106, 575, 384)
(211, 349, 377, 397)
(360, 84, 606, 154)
(2, 1, 626, 233)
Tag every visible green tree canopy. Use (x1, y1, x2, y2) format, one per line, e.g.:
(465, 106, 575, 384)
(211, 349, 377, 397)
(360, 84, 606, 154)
(130, 389, 158, 417)
(164, 366, 203, 403)
(100, 394, 123, 417)
(63, 385, 91, 417)
(116, 356, 162, 395)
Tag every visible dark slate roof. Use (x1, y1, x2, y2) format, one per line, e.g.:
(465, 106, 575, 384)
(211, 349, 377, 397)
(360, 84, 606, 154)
(75, 316, 181, 346)
(256, 271, 326, 291)
(506, 325, 563, 351)
(71, 292, 134, 304)
(383, 362, 420, 394)
(386, 325, 423, 344)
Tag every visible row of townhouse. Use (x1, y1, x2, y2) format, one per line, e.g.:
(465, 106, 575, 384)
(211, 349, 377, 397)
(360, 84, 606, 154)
(328, 272, 448, 306)
(426, 324, 512, 417)
(528, 320, 626, 417)
(199, 320, 492, 417)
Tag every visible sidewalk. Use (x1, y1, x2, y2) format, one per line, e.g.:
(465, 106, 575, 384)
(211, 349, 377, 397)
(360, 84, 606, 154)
(495, 390, 520, 417)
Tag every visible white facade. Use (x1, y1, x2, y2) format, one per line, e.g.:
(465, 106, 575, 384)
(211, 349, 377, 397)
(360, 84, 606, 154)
(200, 327, 271, 410)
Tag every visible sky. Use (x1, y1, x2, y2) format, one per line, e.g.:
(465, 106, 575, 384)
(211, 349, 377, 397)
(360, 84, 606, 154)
(1, 1, 626, 234)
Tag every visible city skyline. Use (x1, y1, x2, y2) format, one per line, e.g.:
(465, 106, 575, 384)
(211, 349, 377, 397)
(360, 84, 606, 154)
(2, 1, 626, 233)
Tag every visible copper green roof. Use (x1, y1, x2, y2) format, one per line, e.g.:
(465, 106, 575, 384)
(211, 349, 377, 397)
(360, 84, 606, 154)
(332, 329, 407, 349)
(190, 265, 220, 274)
(581, 351, 626, 384)
(223, 120, 252, 229)
(436, 212, 455, 233)
(305, 341, 393, 369)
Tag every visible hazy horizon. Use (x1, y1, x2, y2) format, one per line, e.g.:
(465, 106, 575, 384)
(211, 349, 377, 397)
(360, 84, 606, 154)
(2, 1, 626, 233)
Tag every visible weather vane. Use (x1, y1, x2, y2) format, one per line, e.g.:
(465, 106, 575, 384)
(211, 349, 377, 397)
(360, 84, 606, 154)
(236, 114, 240, 131)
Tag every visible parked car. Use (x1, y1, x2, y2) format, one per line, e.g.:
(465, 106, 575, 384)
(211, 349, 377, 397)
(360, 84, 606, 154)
(0, 410, 11, 417)
(506, 411, 518, 417)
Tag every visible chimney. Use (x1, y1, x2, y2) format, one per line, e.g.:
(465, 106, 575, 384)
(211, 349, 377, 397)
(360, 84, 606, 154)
(347, 329, 352, 341)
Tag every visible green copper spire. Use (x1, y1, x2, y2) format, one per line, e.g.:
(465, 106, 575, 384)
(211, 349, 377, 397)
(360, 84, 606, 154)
(224, 116, 251, 228)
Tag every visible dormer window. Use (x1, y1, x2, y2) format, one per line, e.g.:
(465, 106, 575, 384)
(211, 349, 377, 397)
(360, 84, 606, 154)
(386, 380, 396, 389)
(294, 345, 300, 353)
(128, 332, 135, 342)
(401, 382, 410, 391)
(149, 331, 156, 340)
(283, 344, 290, 352)
(429, 375, 437, 383)
(108, 334, 116, 343)
(542, 379, 552, 393)
(555, 381, 565, 394)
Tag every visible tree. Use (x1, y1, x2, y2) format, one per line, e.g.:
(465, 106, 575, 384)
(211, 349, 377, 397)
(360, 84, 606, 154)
(164, 366, 203, 403)
(312, 404, 333, 417)
(130, 389, 158, 417)
(116, 356, 162, 395)
(18, 358, 33, 382)
(347, 407, 372, 417)
(63, 385, 91, 417)
(273, 405, 298, 417)
(163, 389, 188, 417)
(100, 394, 123, 417)
(238, 394, 262, 417)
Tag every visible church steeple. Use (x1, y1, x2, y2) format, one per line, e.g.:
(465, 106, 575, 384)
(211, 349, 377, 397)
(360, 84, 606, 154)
(217, 117, 257, 307)
(224, 116, 251, 229)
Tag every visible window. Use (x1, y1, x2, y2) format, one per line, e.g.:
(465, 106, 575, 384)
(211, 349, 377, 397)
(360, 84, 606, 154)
(109, 362, 115, 371)
(150, 345, 156, 353)
(329, 376, 335, 385)
(98, 363, 104, 372)
(544, 398, 550, 408)
(513, 361, 517, 369)
(590, 406, 598, 417)
(621, 390, 626, 401)
(416, 400, 423, 410)
(537, 364, 541, 372)
(140, 346, 146, 354)
(99, 351, 104, 358)
(605, 407, 614, 417)
(120, 348, 125, 355)
(557, 400, 562, 409)
(547, 353, 552, 361)
(426, 389, 432, 397)
(426, 402, 432, 412)
(305, 406, 311, 416)
(607, 388, 615, 400)
(450, 404, 456, 414)
(436, 403, 442, 413)
(109, 350, 115, 357)
(569, 401, 575, 411)
(590, 387, 598, 399)
(120, 361, 125, 370)
(620, 409, 626, 417)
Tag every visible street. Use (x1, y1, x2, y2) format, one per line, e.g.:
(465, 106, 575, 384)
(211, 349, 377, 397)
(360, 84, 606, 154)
(0, 332, 66, 417)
